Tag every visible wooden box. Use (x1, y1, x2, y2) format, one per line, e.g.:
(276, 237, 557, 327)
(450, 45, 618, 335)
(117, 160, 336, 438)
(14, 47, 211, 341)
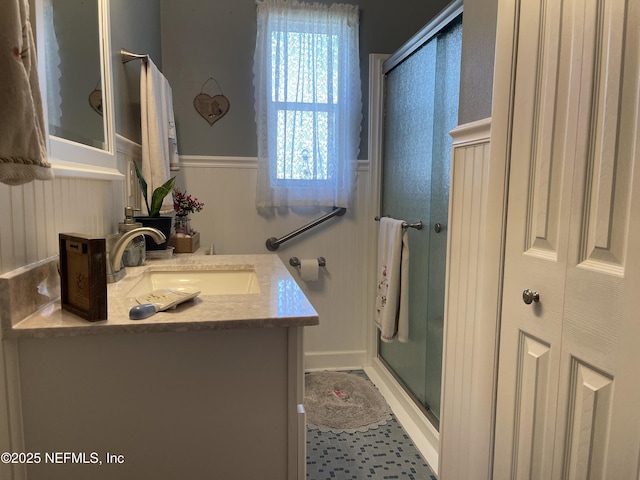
(59, 233, 107, 321)
(168, 232, 200, 253)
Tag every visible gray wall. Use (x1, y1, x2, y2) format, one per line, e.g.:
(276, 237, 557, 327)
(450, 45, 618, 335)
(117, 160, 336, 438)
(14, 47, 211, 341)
(160, 0, 454, 159)
(458, 0, 497, 124)
(112, 0, 499, 152)
(111, 0, 162, 142)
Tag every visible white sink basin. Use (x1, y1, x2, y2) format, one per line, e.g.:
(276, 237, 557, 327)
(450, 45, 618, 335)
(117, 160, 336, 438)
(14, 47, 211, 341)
(126, 268, 261, 297)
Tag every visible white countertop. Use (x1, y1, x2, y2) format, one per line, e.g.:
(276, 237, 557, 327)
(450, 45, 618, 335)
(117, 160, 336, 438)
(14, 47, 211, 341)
(5, 254, 319, 338)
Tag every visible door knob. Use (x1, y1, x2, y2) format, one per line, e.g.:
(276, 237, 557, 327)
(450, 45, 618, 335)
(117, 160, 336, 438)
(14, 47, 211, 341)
(522, 289, 540, 305)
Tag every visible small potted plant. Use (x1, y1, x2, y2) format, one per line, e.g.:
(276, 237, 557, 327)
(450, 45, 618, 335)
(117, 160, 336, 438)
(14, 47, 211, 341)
(170, 188, 205, 253)
(173, 188, 205, 236)
(133, 162, 176, 250)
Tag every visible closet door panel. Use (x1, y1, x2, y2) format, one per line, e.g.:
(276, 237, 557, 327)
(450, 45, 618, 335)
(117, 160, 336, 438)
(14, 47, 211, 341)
(512, 334, 552, 480)
(494, 0, 640, 476)
(523, 0, 564, 258)
(493, 0, 569, 476)
(575, 0, 629, 271)
(552, 0, 640, 477)
(562, 359, 614, 480)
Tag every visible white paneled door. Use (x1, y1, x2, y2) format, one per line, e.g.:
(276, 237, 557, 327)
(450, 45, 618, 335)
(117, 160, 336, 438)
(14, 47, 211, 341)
(493, 0, 640, 478)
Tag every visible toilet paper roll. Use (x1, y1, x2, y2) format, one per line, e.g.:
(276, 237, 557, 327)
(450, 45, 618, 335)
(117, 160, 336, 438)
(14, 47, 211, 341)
(299, 259, 319, 282)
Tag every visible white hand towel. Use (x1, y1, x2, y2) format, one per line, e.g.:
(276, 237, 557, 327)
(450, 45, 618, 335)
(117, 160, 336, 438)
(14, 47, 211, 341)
(0, 0, 53, 186)
(375, 218, 410, 343)
(140, 58, 179, 214)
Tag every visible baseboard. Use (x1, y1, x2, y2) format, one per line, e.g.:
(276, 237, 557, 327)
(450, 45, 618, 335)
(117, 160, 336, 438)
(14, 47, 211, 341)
(304, 350, 367, 372)
(365, 359, 440, 477)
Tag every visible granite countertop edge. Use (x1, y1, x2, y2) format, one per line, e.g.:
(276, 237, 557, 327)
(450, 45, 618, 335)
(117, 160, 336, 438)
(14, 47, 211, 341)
(2, 254, 319, 339)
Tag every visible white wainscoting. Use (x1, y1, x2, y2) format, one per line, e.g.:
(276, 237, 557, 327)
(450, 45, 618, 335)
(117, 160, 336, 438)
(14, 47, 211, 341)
(177, 156, 372, 369)
(438, 117, 506, 480)
(0, 141, 372, 368)
(0, 135, 143, 276)
(0, 135, 139, 480)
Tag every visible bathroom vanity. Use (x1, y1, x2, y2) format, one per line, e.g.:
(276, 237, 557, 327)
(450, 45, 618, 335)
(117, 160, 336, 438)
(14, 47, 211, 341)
(0, 254, 318, 480)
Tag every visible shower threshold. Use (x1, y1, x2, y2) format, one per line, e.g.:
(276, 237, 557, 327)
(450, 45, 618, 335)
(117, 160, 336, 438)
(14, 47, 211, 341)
(378, 355, 440, 431)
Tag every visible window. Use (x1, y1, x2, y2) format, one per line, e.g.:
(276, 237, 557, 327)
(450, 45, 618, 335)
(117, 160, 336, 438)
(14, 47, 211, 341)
(254, 1, 361, 208)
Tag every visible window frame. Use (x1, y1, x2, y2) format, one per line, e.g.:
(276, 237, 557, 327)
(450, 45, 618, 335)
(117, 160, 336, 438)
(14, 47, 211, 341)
(267, 21, 341, 187)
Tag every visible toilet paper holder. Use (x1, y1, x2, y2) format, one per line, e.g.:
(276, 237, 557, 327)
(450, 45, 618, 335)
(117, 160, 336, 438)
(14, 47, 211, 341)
(289, 256, 326, 268)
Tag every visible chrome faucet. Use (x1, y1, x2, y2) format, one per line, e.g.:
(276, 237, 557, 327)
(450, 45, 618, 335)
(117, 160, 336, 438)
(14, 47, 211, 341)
(106, 227, 166, 283)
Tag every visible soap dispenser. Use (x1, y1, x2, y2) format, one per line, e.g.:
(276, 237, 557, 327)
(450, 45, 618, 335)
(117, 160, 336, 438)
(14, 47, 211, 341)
(118, 207, 146, 267)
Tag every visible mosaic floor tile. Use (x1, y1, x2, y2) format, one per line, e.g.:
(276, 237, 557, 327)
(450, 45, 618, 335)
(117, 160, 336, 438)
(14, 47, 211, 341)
(306, 371, 437, 480)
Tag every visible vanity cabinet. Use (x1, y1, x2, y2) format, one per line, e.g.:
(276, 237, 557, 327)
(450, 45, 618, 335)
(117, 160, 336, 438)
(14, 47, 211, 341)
(18, 326, 305, 480)
(2, 254, 316, 480)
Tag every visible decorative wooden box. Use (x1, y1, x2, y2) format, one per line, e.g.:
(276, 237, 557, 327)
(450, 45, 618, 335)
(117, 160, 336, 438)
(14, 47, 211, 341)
(59, 233, 107, 321)
(168, 232, 200, 253)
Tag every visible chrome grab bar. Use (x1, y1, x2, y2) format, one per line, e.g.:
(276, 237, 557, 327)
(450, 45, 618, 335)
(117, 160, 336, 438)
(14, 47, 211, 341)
(374, 216, 423, 230)
(266, 207, 347, 251)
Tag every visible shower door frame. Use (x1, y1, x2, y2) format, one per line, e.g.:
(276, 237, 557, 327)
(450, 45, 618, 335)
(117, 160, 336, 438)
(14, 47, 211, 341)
(364, 0, 463, 474)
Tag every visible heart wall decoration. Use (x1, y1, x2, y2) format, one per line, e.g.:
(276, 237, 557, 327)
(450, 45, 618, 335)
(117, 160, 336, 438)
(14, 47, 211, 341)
(194, 77, 230, 126)
(88, 80, 103, 116)
(88, 89, 103, 116)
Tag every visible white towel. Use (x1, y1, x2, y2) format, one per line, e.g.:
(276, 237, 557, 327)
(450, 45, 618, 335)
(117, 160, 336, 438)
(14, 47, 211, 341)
(0, 0, 53, 186)
(375, 218, 409, 343)
(140, 58, 179, 214)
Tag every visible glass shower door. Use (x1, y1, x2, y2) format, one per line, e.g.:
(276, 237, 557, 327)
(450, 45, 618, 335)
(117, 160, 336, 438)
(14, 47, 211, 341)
(378, 16, 461, 426)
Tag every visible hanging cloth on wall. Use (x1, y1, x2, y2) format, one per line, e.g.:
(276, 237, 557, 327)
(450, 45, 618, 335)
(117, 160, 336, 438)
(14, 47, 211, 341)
(0, 0, 53, 185)
(140, 58, 179, 213)
(193, 77, 230, 126)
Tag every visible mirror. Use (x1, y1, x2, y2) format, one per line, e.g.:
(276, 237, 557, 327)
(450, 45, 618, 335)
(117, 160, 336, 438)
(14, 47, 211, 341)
(43, 0, 105, 149)
(36, 0, 118, 174)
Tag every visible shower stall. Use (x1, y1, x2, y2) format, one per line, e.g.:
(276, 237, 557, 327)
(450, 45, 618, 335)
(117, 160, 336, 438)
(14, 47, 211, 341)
(377, 9, 462, 428)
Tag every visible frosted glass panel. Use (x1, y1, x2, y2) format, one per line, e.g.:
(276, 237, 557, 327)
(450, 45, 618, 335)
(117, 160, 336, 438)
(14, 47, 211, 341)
(425, 19, 462, 419)
(379, 16, 462, 425)
(379, 39, 437, 411)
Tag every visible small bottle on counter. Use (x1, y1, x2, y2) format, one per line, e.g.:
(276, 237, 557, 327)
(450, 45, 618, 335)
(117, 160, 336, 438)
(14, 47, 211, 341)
(118, 207, 145, 267)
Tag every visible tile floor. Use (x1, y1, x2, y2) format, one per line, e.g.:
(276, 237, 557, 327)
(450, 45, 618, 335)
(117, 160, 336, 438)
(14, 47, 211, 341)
(306, 371, 437, 480)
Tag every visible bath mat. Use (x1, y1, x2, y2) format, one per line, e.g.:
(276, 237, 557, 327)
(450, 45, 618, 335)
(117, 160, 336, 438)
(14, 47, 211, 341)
(304, 371, 392, 433)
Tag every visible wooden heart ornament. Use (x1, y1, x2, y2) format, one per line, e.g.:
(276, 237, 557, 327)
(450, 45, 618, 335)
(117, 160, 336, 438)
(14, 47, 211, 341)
(194, 93, 230, 126)
(88, 89, 103, 116)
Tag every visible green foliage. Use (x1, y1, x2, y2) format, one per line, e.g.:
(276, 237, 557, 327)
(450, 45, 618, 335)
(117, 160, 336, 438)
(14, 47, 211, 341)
(134, 162, 176, 217)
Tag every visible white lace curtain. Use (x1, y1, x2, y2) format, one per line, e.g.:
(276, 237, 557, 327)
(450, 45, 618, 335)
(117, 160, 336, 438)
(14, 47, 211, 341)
(253, 0, 362, 208)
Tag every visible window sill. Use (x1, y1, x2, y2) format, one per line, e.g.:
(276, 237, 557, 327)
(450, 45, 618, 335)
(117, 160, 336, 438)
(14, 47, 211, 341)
(51, 160, 124, 181)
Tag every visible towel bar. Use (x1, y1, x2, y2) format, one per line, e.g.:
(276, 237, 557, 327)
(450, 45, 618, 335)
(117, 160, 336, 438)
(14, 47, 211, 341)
(374, 216, 423, 230)
(121, 48, 149, 64)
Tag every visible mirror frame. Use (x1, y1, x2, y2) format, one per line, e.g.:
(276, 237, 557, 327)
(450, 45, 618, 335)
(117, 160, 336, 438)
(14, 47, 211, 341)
(34, 0, 122, 179)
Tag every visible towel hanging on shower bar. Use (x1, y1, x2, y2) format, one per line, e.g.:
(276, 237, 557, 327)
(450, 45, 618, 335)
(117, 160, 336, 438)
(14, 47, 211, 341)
(375, 216, 423, 230)
(375, 217, 409, 343)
